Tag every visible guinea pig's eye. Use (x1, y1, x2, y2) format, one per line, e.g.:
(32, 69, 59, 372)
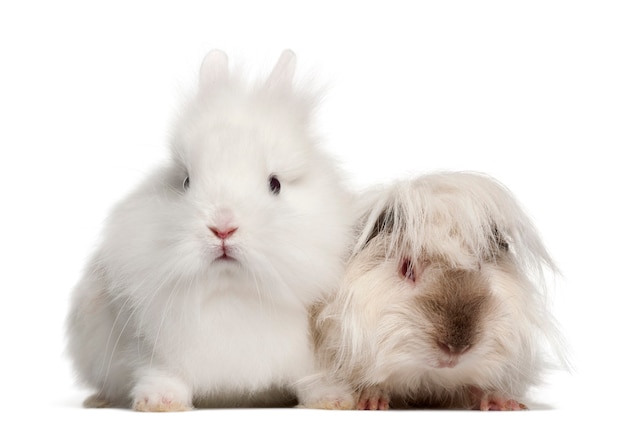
(183, 176, 190, 191)
(268, 175, 281, 195)
(400, 258, 416, 283)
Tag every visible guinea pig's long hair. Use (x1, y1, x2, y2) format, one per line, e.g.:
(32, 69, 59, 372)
(318, 172, 571, 381)
(356, 172, 556, 278)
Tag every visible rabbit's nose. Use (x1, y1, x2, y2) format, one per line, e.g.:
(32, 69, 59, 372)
(209, 226, 238, 240)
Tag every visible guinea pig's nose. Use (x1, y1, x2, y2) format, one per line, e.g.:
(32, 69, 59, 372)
(209, 226, 238, 240)
(437, 341, 471, 356)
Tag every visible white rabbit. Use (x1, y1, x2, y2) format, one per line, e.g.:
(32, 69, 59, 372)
(311, 172, 570, 410)
(66, 50, 355, 411)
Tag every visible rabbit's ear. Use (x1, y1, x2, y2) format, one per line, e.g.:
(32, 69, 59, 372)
(265, 49, 296, 90)
(199, 49, 229, 93)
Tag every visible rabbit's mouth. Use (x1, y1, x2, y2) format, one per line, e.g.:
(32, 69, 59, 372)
(213, 244, 238, 263)
(216, 253, 237, 263)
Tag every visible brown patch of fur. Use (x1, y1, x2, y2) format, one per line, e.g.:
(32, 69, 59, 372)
(417, 269, 493, 351)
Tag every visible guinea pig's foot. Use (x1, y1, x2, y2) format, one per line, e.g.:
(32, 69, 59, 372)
(470, 388, 527, 411)
(357, 386, 390, 410)
(479, 396, 527, 411)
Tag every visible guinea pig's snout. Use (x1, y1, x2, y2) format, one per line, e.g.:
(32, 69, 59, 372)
(422, 269, 492, 369)
(434, 339, 473, 369)
(434, 326, 476, 368)
(437, 341, 471, 356)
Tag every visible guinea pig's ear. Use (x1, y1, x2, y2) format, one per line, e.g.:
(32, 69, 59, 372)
(493, 226, 509, 251)
(265, 49, 296, 90)
(363, 207, 395, 247)
(487, 225, 510, 258)
(199, 49, 229, 94)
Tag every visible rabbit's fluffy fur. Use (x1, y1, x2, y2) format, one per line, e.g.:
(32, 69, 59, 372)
(66, 50, 355, 410)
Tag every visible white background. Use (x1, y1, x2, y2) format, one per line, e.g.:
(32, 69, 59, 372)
(1, 1, 624, 428)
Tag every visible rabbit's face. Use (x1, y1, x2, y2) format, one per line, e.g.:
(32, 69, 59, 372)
(99, 51, 354, 307)
(132, 93, 354, 303)
(173, 107, 309, 263)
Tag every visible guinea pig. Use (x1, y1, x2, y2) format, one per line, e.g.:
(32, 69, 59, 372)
(310, 171, 570, 410)
(65, 50, 356, 411)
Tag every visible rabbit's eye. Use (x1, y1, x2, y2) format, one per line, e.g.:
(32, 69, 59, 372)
(400, 258, 416, 282)
(269, 175, 281, 195)
(183, 176, 190, 191)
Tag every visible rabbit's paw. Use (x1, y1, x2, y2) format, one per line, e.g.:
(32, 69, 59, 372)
(132, 371, 192, 412)
(133, 394, 191, 412)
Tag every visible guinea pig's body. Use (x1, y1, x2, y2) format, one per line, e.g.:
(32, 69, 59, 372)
(312, 172, 568, 410)
(66, 50, 355, 410)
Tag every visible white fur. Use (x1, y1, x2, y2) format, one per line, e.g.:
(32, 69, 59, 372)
(311, 172, 569, 410)
(66, 50, 355, 410)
